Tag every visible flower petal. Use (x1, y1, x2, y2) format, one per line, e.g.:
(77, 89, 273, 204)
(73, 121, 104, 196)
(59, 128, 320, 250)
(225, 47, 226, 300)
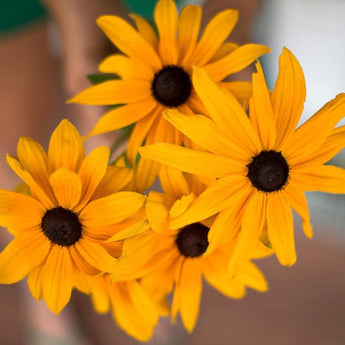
(170, 175, 252, 229)
(88, 99, 158, 136)
(69, 245, 100, 275)
(97, 15, 161, 70)
(271, 47, 306, 147)
(220, 81, 252, 103)
(0, 231, 50, 284)
(173, 259, 202, 332)
(291, 164, 345, 194)
(76, 146, 109, 212)
(80, 192, 146, 227)
(285, 93, 345, 162)
(140, 143, 245, 178)
(6, 155, 55, 209)
(41, 246, 73, 314)
(69, 79, 151, 105)
(159, 166, 190, 201)
(229, 192, 266, 277)
(146, 192, 169, 234)
(0, 190, 45, 228)
(74, 238, 118, 273)
(154, 0, 178, 65)
(249, 62, 276, 150)
(267, 192, 296, 266)
(191, 9, 238, 66)
(236, 261, 268, 292)
(203, 44, 270, 80)
(284, 185, 312, 238)
(192, 66, 261, 155)
(48, 119, 84, 173)
(177, 4, 202, 66)
(129, 13, 158, 50)
(98, 54, 153, 81)
(49, 168, 82, 210)
(164, 109, 248, 161)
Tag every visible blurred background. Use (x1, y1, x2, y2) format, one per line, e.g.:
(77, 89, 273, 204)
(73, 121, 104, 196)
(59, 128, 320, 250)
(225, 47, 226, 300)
(0, 0, 344, 344)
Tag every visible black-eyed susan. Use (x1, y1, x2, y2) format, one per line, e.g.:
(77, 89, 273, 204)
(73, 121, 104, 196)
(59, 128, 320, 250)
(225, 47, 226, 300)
(69, 0, 270, 168)
(83, 274, 159, 341)
(115, 167, 269, 332)
(140, 48, 345, 273)
(0, 120, 147, 314)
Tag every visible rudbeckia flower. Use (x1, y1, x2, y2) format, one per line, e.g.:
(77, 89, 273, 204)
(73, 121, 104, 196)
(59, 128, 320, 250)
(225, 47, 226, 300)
(84, 275, 159, 341)
(0, 120, 147, 314)
(70, 0, 269, 169)
(140, 48, 345, 273)
(115, 167, 270, 332)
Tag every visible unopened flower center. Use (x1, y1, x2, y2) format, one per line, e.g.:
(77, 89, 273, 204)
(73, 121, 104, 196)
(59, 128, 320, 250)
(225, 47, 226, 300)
(247, 150, 289, 192)
(175, 223, 209, 258)
(41, 207, 82, 246)
(151, 65, 192, 107)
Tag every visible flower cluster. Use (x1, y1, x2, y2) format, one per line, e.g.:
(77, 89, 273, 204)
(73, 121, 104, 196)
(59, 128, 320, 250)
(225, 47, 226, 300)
(1, 0, 345, 341)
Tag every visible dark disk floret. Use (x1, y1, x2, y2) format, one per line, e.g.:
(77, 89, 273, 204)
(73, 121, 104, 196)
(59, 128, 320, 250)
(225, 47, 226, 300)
(247, 150, 289, 192)
(41, 207, 82, 246)
(151, 65, 192, 107)
(176, 223, 209, 258)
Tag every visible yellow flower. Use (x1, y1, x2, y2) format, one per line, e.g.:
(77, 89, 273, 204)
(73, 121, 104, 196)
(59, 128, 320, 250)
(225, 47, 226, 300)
(140, 48, 345, 273)
(0, 120, 147, 314)
(84, 275, 159, 341)
(115, 167, 269, 332)
(70, 0, 269, 169)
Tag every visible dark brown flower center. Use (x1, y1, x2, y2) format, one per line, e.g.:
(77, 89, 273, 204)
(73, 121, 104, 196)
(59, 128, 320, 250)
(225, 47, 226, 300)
(175, 223, 209, 258)
(247, 150, 289, 192)
(41, 207, 82, 246)
(151, 65, 192, 107)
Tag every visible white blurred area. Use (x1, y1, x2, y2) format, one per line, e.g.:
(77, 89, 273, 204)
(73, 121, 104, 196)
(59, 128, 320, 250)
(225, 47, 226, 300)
(254, 0, 345, 245)
(254, 0, 345, 127)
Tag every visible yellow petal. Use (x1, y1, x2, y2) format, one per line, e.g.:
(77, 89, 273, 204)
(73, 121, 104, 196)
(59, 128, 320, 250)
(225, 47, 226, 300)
(27, 265, 43, 301)
(140, 143, 244, 178)
(174, 259, 202, 332)
(88, 98, 157, 136)
(16, 136, 53, 200)
(80, 192, 146, 227)
(169, 193, 195, 219)
(271, 47, 306, 147)
(133, 157, 160, 193)
(6, 155, 55, 209)
(49, 168, 82, 210)
(74, 238, 118, 273)
(97, 15, 162, 70)
(41, 246, 72, 314)
(284, 185, 312, 238)
(191, 9, 238, 66)
(126, 109, 160, 166)
(164, 109, 248, 161)
(0, 190, 45, 229)
(159, 166, 190, 201)
(146, 191, 169, 233)
(220, 81, 252, 103)
(291, 164, 345, 194)
(48, 119, 84, 173)
(76, 146, 109, 212)
(70, 79, 151, 105)
(236, 260, 268, 292)
(69, 245, 100, 275)
(192, 66, 261, 155)
(106, 218, 150, 242)
(285, 93, 345, 163)
(208, 42, 238, 63)
(110, 280, 159, 341)
(229, 192, 266, 276)
(89, 276, 110, 314)
(267, 192, 296, 266)
(177, 4, 202, 66)
(129, 13, 158, 49)
(170, 175, 251, 229)
(249, 61, 277, 150)
(92, 165, 134, 199)
(154, 0, 178, 64)
(98, 53, 153, 81)
(0, 231, 50, 284)
(203, 43, 270, 80)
